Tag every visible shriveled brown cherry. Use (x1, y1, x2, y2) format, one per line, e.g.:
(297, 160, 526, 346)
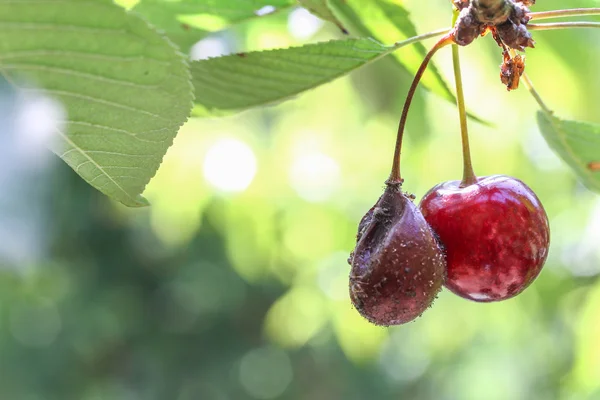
(419, 175, 550, 302)
(348, 183, 446, 326)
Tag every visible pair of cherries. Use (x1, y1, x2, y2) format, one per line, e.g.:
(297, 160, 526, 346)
(348, 175, 550, 326)
(347, 0, 551, 326)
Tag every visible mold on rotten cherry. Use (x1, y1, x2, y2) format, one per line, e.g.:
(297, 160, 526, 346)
(419, 175, 550, 302)
(348, 183, 446, 326)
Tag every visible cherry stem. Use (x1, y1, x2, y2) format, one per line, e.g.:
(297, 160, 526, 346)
(520, 72, 553, 116)
(451, 33, 477, 187)
(529, 8, 600, 20)
(528, 21, 600, 31)
(387, 33, 455, 185)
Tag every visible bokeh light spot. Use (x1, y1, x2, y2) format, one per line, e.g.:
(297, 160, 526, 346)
(15, 94, 65, 161)
(288, 8, 324, 40)
(265, 287, 328, 347)
(332, 303, 387, 363)
(378, 331, 430, 383)
(191, 37, 230, 61)
(255, 6, 276, 16)
(239, 346, 293, 399)
(289, 151, 340, 202)
(203, 138, 257, 193)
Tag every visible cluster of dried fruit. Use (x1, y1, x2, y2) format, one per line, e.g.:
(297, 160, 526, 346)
(454, 0, 536, 90)
(348, 0, 551, 326)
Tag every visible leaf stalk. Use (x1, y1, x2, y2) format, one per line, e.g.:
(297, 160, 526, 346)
(520, 72, 553, 116)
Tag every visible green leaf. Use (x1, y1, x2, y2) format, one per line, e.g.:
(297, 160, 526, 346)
(132, 0, 296, 52)
(537, 112, 600, 192)
(297, 0, 347, 33)
(0, 0, 194, 207)
(190, 37, 434, 115)
(328, 0, 451, 102)
(327, 0, 489, 125)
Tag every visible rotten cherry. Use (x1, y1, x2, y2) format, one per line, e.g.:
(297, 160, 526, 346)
(348, 183, 446, 325)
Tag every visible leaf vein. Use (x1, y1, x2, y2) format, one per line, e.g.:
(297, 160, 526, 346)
(2, 63, 160, 89)
(22, 87, 169, 121)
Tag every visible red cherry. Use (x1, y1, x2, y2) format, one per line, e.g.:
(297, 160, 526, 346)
(349, 184, 446, 325)
(419, 175, 550, 302)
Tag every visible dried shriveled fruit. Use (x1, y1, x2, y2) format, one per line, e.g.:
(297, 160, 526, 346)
(452, 0, 535, 50)
(500, 53, 525, 90)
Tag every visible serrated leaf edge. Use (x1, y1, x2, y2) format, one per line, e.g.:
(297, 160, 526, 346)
(0, 1, 195, 207)
(537, 111, 600, 190)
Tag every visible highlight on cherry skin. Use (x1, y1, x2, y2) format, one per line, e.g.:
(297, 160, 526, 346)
(419, 175, 550, 302)
(348, 183, 446, 326)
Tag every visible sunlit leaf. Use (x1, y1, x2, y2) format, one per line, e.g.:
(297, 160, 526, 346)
(328, 0, 451, 102)
(297, 0, 347, 33)
(0, 0, 194, 207)
(133, 0, 296, 52)
(537, 112, 600, 193)
(326, 0, 488, 125)
(191, 37, 435, 115)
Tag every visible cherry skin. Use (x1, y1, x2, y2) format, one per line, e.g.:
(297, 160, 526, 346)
(419, 175, 550, 302)
(349, 183, 446, 325)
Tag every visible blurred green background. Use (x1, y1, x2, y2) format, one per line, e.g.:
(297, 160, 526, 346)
(1, 0, 600, 399)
